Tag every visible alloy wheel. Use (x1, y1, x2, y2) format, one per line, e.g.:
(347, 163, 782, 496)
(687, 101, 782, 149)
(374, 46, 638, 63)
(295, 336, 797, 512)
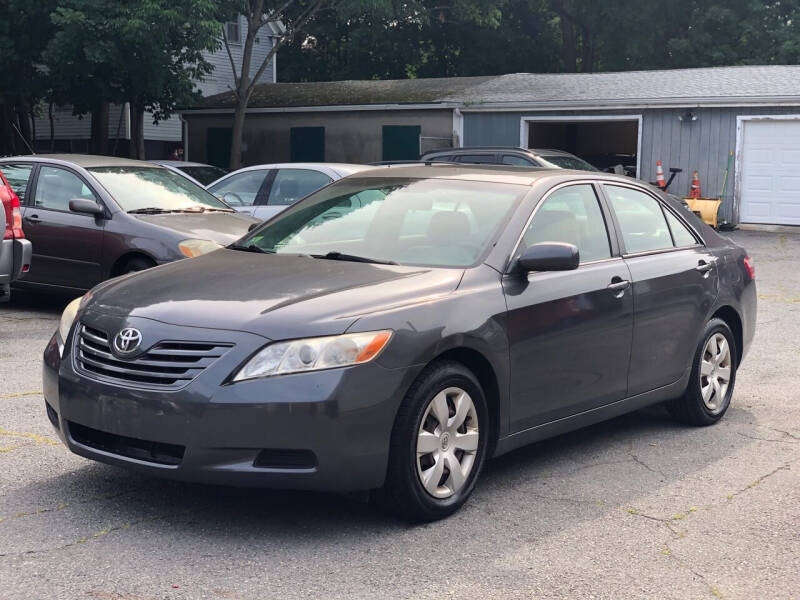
(700, 333, 732, 413)
(416, 386, 479, 499)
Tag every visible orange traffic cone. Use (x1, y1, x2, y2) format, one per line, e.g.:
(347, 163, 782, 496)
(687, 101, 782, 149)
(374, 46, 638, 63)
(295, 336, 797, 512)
(689, 170, 701, 198)
(655, 160, 666, 189)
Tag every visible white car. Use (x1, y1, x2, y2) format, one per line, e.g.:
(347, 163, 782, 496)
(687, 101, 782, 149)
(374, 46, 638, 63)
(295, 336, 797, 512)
(207, 163, 371, 221)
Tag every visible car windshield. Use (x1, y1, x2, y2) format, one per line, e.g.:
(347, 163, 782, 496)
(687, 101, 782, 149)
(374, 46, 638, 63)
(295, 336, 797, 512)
(179, 165, 227, 186)
(238, 177, 527, 267)
(538, 155, 599, 171)
(88, 166, 231, 211)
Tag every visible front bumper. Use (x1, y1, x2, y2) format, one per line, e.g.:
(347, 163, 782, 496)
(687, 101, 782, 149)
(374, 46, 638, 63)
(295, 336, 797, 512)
(43, 314, 416, 491)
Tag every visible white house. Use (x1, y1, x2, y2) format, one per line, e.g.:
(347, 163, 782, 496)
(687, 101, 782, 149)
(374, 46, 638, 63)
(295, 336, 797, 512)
(34, 16, 280, 159)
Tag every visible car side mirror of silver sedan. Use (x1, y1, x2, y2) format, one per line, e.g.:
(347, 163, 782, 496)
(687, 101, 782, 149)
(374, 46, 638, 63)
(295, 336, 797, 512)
(517, 242, 579, 272)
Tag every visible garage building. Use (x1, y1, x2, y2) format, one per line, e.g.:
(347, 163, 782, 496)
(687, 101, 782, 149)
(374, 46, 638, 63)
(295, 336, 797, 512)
(182, 65, 800, 227)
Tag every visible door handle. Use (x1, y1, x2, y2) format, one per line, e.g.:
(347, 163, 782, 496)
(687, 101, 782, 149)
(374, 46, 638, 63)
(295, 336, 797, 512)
(696, 259, 717, 275)
(607, 278, 630, 297)
(24, 214, 41, 224)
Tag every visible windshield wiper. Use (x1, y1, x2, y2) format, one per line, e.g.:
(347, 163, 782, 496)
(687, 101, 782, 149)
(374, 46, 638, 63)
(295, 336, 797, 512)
(127, 207, 175, 214)
(229, 243, 274, 254)
(311, 251, 397, 265)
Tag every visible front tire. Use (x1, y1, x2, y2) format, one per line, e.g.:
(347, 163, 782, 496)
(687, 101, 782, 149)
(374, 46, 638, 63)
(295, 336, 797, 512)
(377, 360, 489, 522)
(121, 256, 155, 275)
(667, 318, 737, 426)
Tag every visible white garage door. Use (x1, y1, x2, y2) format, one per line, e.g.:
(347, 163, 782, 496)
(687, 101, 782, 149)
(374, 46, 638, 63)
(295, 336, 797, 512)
(740, 119, 800, 225)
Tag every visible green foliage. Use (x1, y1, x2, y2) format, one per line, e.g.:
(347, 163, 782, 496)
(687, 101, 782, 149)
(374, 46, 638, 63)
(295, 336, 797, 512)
(44, 0, 227, 121)
(280, 0, 800, 80)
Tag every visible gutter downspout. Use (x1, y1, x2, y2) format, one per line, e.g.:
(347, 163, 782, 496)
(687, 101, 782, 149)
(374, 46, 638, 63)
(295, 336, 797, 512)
(453, 108, 464, 148)
(179, 113, 188, 161)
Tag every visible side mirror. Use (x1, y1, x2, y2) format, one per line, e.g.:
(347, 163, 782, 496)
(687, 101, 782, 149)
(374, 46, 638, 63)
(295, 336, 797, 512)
(517, 242, 579, 272)
(69, 198, 104, 215)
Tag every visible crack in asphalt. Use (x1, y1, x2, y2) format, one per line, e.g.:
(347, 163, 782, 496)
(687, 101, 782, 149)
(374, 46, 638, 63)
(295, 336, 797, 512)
(737, 431, 800, 444)
(725, 462, 794, 501)
(0, 512, 176, 559)
(767, 427, 800, 441)
(0, 487, 145, 525)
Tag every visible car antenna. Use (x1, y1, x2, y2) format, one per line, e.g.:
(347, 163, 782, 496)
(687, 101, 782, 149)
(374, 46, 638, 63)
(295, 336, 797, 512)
(10, 122, 36, 155)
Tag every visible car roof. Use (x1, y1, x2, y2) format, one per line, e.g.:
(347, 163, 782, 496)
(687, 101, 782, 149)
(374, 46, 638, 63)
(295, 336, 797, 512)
(151, 160, 219, 168)
(348, 163, 633, 186)
(233, 162, 369, 172)
(423, 146, 581, 158)
(0, 154, 159, 168)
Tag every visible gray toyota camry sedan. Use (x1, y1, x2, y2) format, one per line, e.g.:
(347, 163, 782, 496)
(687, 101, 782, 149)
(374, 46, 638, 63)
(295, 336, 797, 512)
(43, 165, 756, 521)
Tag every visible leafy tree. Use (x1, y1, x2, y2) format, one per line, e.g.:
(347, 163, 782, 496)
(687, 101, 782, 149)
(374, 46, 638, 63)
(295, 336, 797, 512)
(221, 0, 508, 169)
(0, 0, 57, 156)
(45, 0, 226, 158)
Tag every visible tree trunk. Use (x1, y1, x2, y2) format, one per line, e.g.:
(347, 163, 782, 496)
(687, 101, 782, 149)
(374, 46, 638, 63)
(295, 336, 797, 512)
(90, 101, 110, 155)
(49, 101, 55, 152)
(129, 105, 146, 159)
(0, 103, 15, 155)
(15, 99, 33, 153)
(559, 17, 578, 72)
(580, 23, 594, 72)
(229, 93, 249, 170)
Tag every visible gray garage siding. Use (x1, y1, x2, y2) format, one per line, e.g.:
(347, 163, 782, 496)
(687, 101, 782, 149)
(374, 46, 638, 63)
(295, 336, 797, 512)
(464, 106, 800, 225)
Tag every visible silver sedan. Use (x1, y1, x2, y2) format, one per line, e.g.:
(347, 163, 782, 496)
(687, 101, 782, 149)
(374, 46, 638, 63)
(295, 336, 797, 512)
(207, 163, 371, 221)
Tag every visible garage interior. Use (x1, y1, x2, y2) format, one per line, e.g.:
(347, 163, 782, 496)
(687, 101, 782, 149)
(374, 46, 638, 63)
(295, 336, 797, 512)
(527, 119, 639, 176)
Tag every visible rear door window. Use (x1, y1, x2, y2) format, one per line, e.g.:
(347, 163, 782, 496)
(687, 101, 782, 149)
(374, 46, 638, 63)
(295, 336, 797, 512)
(267, 169, 333, 206)
(0, 164, 34, 204)
(605, 185, 673, 253)
(208, 169, 270, 207)
(664, 209, 699, 247)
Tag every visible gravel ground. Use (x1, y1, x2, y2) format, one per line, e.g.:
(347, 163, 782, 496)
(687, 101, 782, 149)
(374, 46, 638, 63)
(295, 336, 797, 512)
(1, 230, 798, 600)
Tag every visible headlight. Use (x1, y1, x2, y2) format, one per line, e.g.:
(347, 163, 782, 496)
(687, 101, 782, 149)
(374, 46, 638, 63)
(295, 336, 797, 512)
(232, 330, 393, 382)
(57, 293, 91, 356)
(178, 238, 222, 258)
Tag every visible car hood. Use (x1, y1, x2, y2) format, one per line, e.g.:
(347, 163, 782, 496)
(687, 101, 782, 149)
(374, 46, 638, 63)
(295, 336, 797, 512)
(132, 212, 259, 245)
(86, 249, 464, 339)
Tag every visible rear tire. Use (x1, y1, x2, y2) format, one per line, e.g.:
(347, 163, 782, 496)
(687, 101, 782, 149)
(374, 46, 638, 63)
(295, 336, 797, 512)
(121, 256, 155, 275)
(376, 360, 489, 522)
(667, 318, 737, 426)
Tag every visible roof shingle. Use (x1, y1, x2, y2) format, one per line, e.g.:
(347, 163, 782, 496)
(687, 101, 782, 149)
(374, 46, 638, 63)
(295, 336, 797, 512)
(188, 65, 800, 111)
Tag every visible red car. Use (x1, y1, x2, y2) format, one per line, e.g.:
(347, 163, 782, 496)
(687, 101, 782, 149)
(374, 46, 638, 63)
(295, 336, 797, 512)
(0, 169, 32, 301)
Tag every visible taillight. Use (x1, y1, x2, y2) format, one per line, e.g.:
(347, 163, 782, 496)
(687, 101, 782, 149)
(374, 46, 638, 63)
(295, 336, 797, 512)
(1, 186, 24, 240)
(743, 256, 755, 279)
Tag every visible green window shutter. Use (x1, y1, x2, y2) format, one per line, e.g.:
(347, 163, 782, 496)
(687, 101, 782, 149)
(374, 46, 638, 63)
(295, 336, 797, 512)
(382, 125, 421, 161)
(290, 127, 325, 162)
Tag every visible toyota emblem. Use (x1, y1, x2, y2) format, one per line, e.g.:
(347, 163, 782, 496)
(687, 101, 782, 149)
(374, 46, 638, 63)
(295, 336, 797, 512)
(113, 328, 143, 355)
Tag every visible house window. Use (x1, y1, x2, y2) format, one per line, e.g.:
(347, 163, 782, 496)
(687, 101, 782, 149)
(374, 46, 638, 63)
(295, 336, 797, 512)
(226, 20, 241, 44)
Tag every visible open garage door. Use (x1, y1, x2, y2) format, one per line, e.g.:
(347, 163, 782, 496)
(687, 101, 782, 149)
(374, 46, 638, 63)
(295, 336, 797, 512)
(738, 118, 800, 225)
(522, 116, 641, 177)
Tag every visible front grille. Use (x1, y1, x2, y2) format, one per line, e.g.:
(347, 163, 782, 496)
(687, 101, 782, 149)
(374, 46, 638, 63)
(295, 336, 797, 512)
(74, 324, 233, 390)
(69, 421, 185, 465)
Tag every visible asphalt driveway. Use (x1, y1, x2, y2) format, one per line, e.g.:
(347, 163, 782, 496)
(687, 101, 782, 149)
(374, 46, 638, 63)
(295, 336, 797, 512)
(1, 230, 798, 599)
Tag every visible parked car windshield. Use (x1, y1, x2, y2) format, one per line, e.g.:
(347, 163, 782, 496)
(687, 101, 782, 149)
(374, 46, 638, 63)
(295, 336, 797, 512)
(88, 166, 231, 212)
(239, 177, 527, 267)
(538, 155, 599, 171)
(178, 165, 227, 186)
